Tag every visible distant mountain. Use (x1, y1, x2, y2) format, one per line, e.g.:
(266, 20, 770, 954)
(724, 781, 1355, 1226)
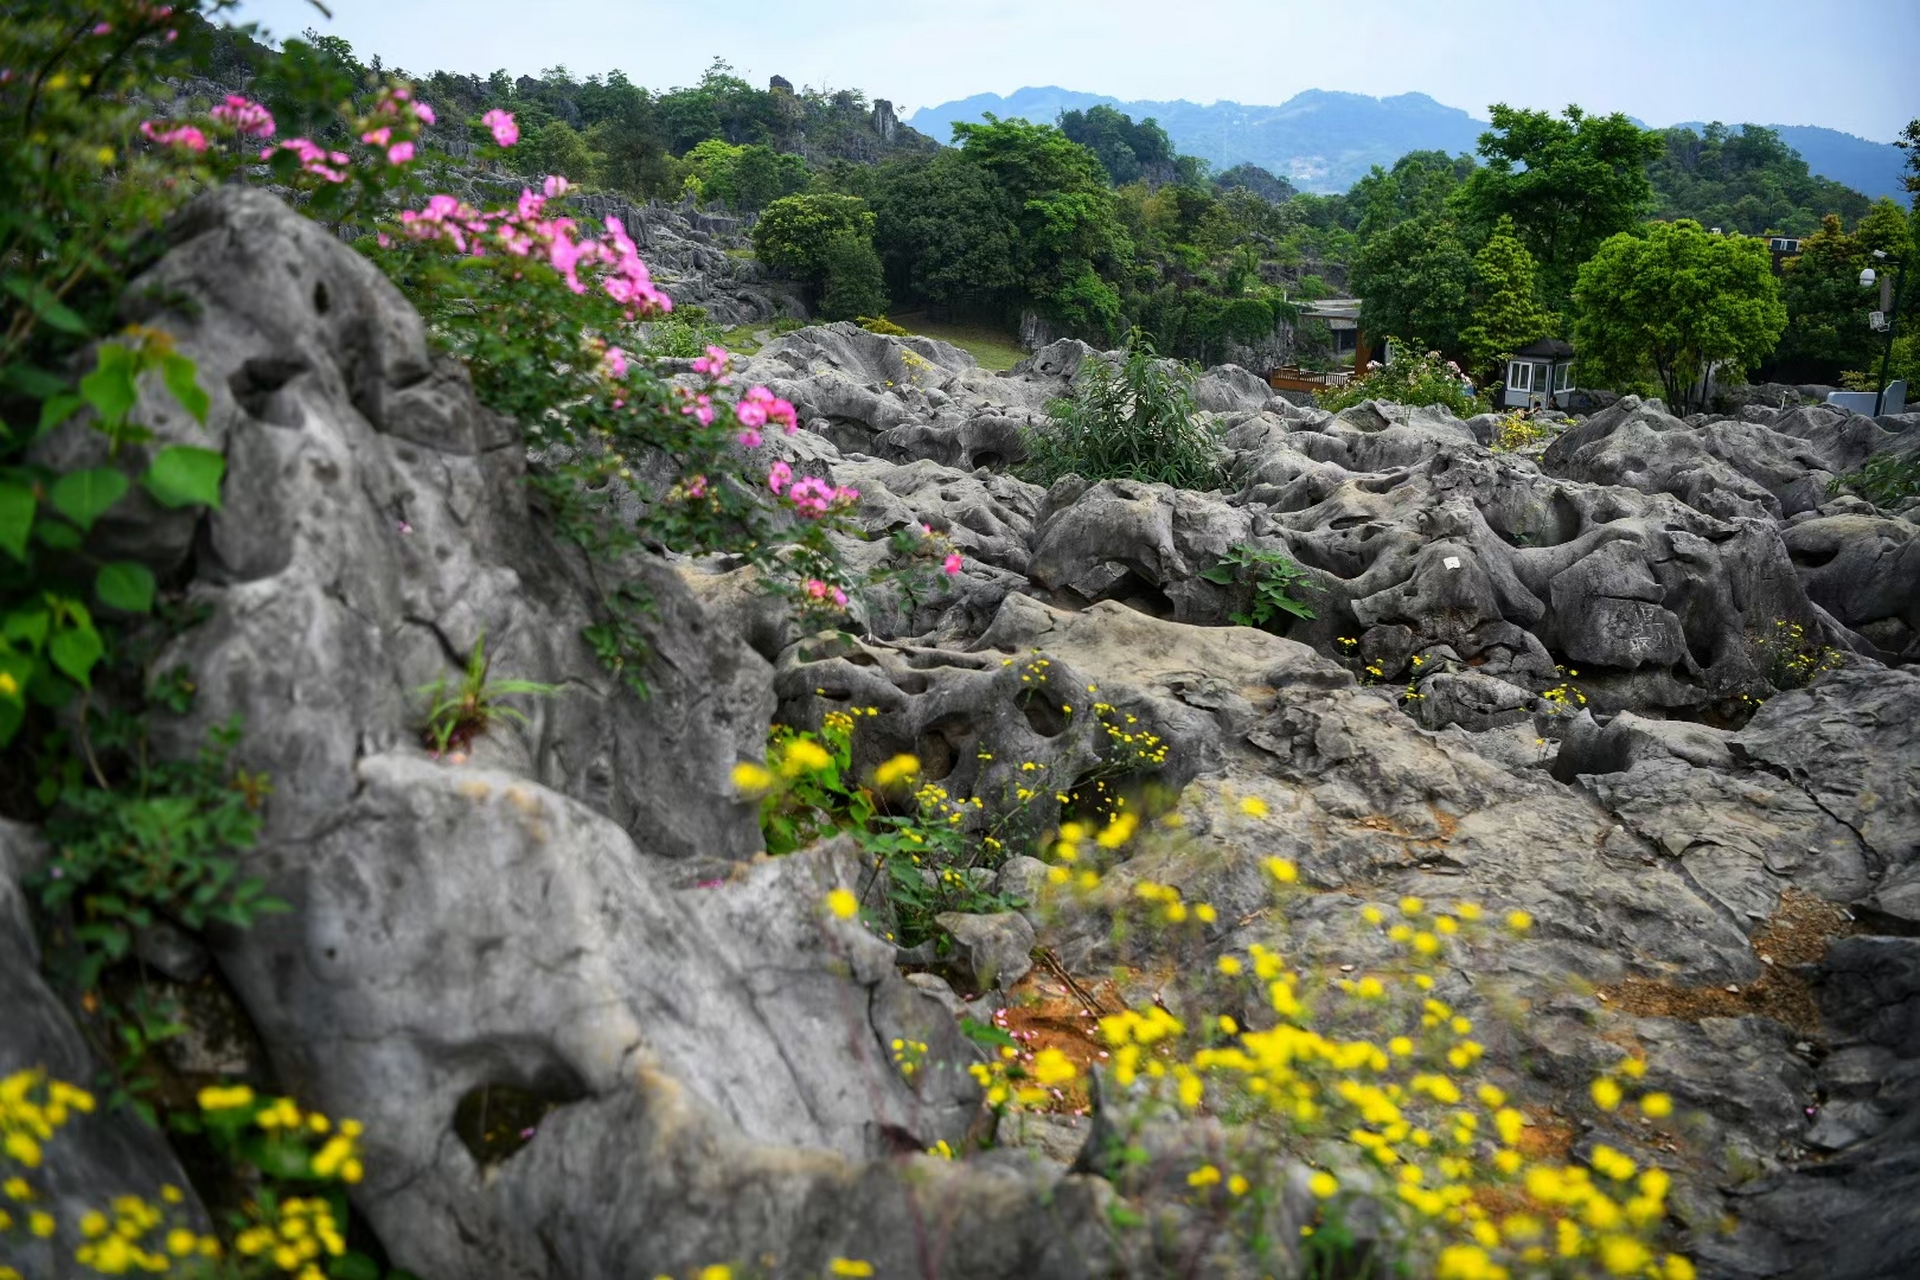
(911, 89, 1911, 201)
(910, 88, 1484, 193)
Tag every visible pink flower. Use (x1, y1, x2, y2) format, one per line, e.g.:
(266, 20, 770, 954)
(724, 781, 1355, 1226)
(413, 102, 437, 125)
(92, 22, 111, 34)
(692, 344, 730, 377)
(482, 109, 519, 148)
(388, 141, 415, 165)
(543, 174, 568, 198)
(738, 427, 763, 448)
(361, 126, 392, 147)
(737, 386, 798, 435)
(211, 95, 275, 137)
(788, 476, 840, 518)
(768, 461, 793, 494)
(832, 587, 849, 607)
(943, 552, 963, 576)
(603, 346, 628, 379)
(686, 475, 708, 498)
(804, 578, 829, 600)
(139, 121, 207, 153)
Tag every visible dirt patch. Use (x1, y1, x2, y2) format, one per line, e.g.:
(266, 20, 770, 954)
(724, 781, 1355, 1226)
(993, 968, 1130, 1115)
(1598, 889, 1859, 1033)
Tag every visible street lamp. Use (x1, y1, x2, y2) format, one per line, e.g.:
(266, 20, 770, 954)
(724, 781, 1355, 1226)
(1861, 248, 1906, 417)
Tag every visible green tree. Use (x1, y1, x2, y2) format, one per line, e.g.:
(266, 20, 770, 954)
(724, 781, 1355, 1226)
(1351, 214, 1475, 357)
(518, 121, 598, 184)
(1458, 216, 1557, 378)
(819, 232, 887, 321)
(1460, 105, 1662, 302)
(950, 116, 1134, 343)
(862, 152, 1021, 315)
(1572, 220, 1787, 413)
(752, 193, 880, 308)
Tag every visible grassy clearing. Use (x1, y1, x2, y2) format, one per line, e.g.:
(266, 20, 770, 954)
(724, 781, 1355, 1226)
(887, 311, 1027, 372)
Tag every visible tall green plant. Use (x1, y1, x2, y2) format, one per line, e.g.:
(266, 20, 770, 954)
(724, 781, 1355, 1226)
(1020, 336, 1222, 489)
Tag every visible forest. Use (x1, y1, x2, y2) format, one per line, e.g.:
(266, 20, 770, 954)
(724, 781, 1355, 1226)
(186, 22, 1918, 393)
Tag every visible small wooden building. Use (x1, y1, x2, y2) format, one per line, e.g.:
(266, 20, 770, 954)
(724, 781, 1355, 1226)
(1503, 338, 1576, 410)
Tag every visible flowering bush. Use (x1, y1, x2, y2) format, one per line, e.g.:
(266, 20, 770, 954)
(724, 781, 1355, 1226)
(1, 1070, 388, 1280)
(1320, 345, 1487, 417)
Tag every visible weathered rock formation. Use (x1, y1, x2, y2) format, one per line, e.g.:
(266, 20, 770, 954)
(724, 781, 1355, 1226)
(7, 190, 1919, 1280)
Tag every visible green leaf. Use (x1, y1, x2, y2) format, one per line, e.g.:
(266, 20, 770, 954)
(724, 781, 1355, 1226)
(48, 620, 104, 687)
(0, 479, 32, 562)
(49, 467, 129, 531)
(959, 1016, 1019, 1050)
(161, 354, 209, 424)
(95, 562, 156, 614)
(1198, 564, 1235, 585)
(37, 392, 83, 437)
(79, 344, 138, 426)
(2, 364, 71, 399)
(33, 520, 82, 550)
(3, 606, 50, 650)
(4, 277, 90, 336)
(143, 445, 225, 509)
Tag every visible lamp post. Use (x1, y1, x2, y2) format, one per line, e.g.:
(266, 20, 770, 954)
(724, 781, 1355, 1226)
(1862, 249, 1907, 417)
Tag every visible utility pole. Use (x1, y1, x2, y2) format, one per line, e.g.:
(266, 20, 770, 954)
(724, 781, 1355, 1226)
(1874, 255, 1905, 418)
(1865, 249, 1907, 418)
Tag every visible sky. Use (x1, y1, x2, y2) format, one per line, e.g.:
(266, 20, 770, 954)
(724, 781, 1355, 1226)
(232, 0, 1920, 142)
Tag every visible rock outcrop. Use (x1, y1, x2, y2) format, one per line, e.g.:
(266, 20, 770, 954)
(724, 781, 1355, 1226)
(8, 188, 1919, 1280)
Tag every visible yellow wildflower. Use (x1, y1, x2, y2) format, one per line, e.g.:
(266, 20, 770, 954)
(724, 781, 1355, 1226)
(1239, 795, 1270, 818)
(828, 1261, 874, 1278)
(874, 753, 920, 786)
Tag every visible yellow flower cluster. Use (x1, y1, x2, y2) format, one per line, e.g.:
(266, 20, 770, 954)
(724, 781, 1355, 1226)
(231, 1196, 347, 1279)
(994, 890, 1691, 1279)
(72, 1191, 222, 1276)
(0, 1070, 94, 1170)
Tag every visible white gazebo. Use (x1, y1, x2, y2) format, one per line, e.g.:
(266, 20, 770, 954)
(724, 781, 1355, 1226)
(1502, 338, 1576, 410)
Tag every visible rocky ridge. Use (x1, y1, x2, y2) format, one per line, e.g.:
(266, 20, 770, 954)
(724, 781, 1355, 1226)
(4, 189, 1918, 1279)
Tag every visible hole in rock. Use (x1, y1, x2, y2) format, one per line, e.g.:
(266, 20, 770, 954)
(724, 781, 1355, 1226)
(453, 1068, 587, 1167)
(891, 671, 931, 695)
(228, 356, 312, 424)
(1358, 472, 1409, 495)
(1111, 571, 1176, 620)
(915, 714, 975, 781)
(1016, 687, 1071, 738)
(312, 281, 331, 314)
(970, 451, 1006, 471)
(1788, 544, 1838, 570)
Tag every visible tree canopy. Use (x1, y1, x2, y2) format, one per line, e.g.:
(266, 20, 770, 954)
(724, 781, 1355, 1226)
(1572, 220, 1787, 413)
(1459, 217, 1557, 379)
(1460, 105, 1662, 303)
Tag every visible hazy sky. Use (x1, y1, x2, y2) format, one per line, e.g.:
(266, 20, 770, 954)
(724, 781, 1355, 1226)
(233, 0, 1919, 141)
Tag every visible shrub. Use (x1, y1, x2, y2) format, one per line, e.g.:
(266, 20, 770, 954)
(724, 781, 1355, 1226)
(818, 230, 887, 322)
(1489, 410, 1555, 452)
(1829, 449, 1920, 507)
(857, 315, 909, 337)
(1320, 345, 1483, 416)
(1199, 544, 1317, 631)
(1020, 336, 1223, 489)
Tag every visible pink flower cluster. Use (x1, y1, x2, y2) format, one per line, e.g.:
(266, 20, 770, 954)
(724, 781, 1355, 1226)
(262, 136, 352, 183)
(691, 345, 730, 379)
(482, 109, 519, 148)
(139, 121, 206, 153)
(786, 475, 859, 518)
(732, 386, 799, 447)
(210, 94, 275, 138)
(395, 182, 673, 317)
(804, 579, 849, 608)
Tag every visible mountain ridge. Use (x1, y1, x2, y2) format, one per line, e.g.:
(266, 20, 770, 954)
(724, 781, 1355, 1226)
(909, 87, 1909, 201)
